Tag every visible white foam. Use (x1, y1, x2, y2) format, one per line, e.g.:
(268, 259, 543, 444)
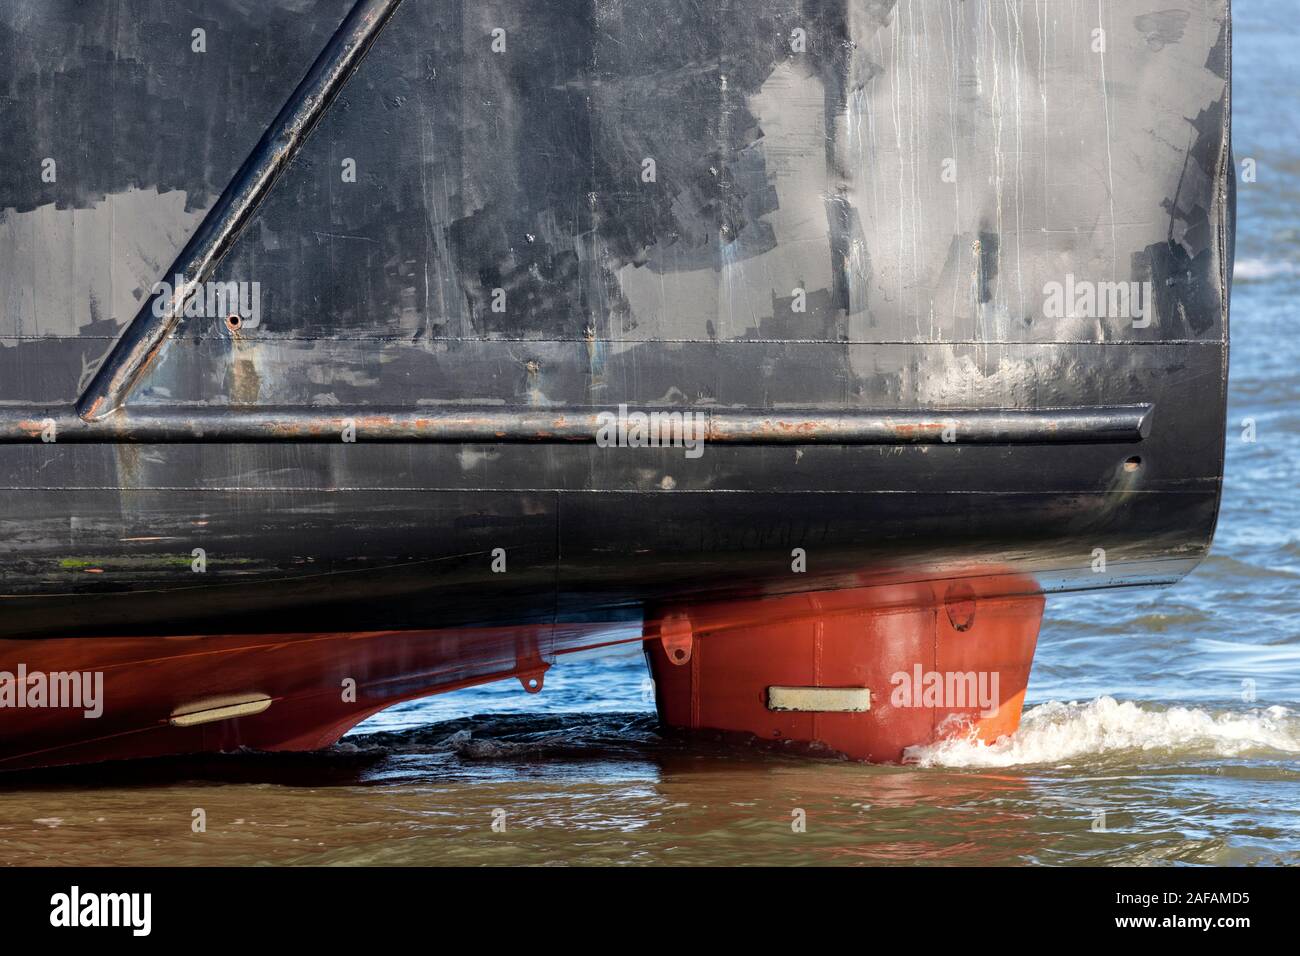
(1233, 258, 1299, 281)
(905, 697, 1300, 768)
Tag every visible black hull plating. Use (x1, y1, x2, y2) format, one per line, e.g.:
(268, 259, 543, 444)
(0, 0, 1232, 641)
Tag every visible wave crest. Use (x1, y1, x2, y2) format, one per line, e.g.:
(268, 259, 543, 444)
(905, 697, 1300, 768)
(1233, 258, 1300, 282)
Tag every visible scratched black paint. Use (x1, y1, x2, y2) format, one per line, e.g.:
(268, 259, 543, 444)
(0, 1, 1232, 640)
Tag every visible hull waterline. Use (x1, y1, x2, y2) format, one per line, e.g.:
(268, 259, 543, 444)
(0, 0, 1233, 769)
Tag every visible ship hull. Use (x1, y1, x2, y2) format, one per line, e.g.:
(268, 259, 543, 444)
(2, 572, 1045, 770)
(0, 0, 1232, 768)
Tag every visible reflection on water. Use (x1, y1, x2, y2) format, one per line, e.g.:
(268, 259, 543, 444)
(0, 632, 1297, 868)
(1, 685, 1296, 866)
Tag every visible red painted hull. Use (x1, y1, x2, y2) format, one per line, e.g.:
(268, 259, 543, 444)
(645, 575, 1044, 762)
(0, 622, 625, 771)
(1, 573, 1044, 771)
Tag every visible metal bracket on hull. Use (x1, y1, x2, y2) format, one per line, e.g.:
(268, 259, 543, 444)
(517, 672, 546, 694)
(656, 613, 694, 666)
(515, 630, 550, 693)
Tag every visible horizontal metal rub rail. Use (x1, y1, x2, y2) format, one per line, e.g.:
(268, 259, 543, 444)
(0, 404, 1153, 445)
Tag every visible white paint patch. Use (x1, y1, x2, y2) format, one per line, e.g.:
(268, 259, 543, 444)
(0, 187, 207, 337)
(767, 686, 871, 713)
(169, 693, 272, 727)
